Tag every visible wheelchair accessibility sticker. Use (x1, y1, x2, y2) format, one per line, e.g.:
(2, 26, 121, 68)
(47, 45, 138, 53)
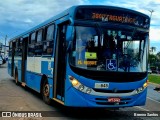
(106, 59, 117, 71)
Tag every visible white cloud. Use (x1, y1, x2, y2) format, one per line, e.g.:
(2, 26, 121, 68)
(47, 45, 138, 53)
(150, 27, 160, 42)
(24, 19, 33, 24)
(100, 0, 160, 26)
(0, 0, 159, 30)
(0, 0, 88, 29)
(0, 0, 90, 41)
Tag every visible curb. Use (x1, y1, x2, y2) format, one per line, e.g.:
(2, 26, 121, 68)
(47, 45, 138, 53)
(149, 82, 160, 86)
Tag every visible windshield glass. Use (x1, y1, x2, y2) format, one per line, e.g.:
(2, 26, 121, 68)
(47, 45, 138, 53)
(70, 26, 148, 72)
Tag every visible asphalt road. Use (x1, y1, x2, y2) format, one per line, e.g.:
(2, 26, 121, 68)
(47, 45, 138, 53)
(0, 63, 160, 120)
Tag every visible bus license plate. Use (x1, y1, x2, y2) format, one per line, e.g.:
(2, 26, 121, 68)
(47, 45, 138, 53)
(108, 98, 120, 102)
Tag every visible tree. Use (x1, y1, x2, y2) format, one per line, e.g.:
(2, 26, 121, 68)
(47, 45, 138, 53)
(149, 46, 160, 70)
(150, 46, 156, 54)
(156, 52, 160, 70)
(149, 54, 157, 66)
(156, 52, 160, 60)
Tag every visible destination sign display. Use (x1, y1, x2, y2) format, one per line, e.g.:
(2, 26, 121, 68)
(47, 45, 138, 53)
(92, 13, 136, 24)
(75, 7, 150, 29)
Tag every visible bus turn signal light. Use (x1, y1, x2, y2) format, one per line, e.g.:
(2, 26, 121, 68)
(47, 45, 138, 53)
(143, 80, 149, 88)
(69, 76, 79, 86)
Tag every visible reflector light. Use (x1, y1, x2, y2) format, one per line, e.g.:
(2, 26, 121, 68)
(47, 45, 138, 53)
(69, 76, 74, 80)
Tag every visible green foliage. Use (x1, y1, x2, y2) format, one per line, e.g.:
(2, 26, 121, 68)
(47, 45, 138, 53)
(157, 52, 160, 59)
(148, 74, 160, 84)
(149, 52, 160, 70)
(149, 54, 157, 64)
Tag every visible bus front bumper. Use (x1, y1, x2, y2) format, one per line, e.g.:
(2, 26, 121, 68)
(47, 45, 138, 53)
(65, 87, 147, 108)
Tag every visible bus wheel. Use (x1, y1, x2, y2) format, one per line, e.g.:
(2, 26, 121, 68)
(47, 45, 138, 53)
(42, 80, 51, 105)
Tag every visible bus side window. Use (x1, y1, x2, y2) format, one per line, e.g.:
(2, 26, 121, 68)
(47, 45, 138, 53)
(46, 24, 54, 41)
(31, 32, 36, 44)
(15, 39, 22, 56)
(18, 38, 23, 56)
(43, 41, 54, 55)
(9, 42, 12, 57)
(37, 29, 43, 42)
(28, 44, 35, 57)
(35, 43, 43, 56)
(35, 29, 43, 56)
(15, 40, 17, 56)
(43, 24, 54, 56)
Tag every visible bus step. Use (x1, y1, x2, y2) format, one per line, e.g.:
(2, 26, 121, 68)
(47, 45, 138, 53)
(21, 82, 26, 87)
(53, 98, 64, 105)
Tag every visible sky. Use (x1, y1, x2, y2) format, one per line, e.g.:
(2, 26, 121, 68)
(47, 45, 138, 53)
(0, 0, 159, 53)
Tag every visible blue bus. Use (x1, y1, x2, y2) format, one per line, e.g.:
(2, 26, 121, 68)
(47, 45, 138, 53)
(8, 5, 150, 108)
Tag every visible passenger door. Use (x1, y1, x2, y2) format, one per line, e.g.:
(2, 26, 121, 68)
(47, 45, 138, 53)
(53, 23, 67, 102)
(11, 42, 16, 77)
(21, 37, 28, 84)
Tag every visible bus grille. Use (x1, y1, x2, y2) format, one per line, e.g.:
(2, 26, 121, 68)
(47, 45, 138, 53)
(96, 102, 129, 105)
(93, 89, 134, 93)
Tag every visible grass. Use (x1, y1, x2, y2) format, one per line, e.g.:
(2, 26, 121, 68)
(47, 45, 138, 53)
(148, 74, 160, 84)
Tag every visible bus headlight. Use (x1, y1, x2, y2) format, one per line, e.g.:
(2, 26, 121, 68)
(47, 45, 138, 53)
(136, 87, 144, 94)
(78, 85, 84, 91)
(69, 75, 93, 94)
(134, 80, 148, 94)
(86, 88, 92, 94)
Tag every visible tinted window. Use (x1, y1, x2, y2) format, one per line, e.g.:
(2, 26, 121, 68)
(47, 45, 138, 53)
(9, 42, 12, 57)
(35, 42, 43, 56)
(43, 41, 54, 56)
(46, 25, 54, 41)
(37, 30, 43, 42)
(28, 44, 35, 56)
(15, 39, 22, 56)
(31, 32, 36, 44)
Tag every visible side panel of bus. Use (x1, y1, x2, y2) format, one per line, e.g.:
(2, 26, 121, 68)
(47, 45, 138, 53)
(25, 24, 55, 94)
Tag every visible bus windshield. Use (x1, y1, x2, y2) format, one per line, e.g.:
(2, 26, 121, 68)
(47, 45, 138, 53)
(70, 26, 148, 72)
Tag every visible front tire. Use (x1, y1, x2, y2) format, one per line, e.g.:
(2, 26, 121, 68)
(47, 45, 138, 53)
(42, 80, 51, 105)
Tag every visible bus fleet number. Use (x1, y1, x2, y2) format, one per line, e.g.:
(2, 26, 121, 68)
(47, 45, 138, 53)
(95, 83, 109, 88)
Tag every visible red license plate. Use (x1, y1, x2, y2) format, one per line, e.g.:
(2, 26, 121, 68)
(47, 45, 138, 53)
(108, 98, 120, 102)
